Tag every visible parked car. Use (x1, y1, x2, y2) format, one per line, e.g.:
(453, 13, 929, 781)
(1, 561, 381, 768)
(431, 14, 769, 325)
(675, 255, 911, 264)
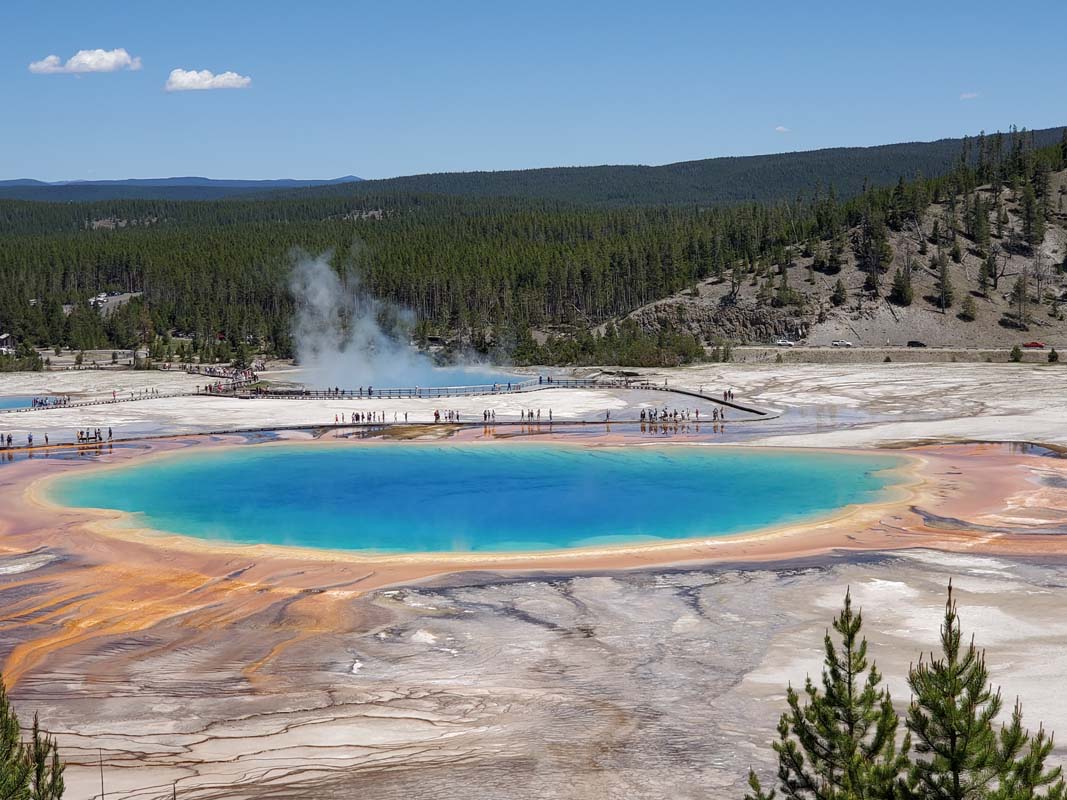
(774, 338, 796, 347)
(1022, 341, 1046, 349)
(831, 340, 853, 348)
(907, 340, 927, 348)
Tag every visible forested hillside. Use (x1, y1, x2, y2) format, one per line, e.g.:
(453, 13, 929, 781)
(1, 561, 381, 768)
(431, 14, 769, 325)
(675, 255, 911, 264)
(1, 127, 1064, 369)
(280, 126, 1067, 207)
(6, 127, 1064, 207)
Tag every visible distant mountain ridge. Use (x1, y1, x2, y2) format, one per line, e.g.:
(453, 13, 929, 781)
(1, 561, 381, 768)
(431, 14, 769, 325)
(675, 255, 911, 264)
(3, 126, 1065, 206)
(0, 175, 362, 201)
(299, 127, 1066, 207)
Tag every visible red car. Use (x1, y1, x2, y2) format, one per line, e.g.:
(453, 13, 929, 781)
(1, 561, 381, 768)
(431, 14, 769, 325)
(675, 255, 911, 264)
(1022, 341, 1046, 349)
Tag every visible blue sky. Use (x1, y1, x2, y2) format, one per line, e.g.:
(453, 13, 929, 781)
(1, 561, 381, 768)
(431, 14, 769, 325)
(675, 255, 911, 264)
(3, 0, 1066, 181)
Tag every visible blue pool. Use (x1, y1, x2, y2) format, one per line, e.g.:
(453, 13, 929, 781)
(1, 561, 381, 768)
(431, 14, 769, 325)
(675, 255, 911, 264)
(290, 364, 524, 390)
(0, 396, 35, 410)
(49, 444, 904, 553)
(416, 365, 523, 387)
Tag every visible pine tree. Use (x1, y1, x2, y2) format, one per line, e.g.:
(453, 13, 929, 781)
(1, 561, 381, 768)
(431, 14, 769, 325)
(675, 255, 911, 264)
(978, 255, 993, 295)
(1021, 184, 1046, 250)
(831, 279, 847, 307)
(855, 211, 892, 296)
(747, 591, 910, 800)
(991, 703, 1065, 800)
(1011, 275, 1030, 327)
(907, 586, 1066, 800)
(0, 675, 30, 800)
(959, 294, 977, 322)
(970, 195, 990, 255)
(937, 260, 955, 311)
(950, 239, 963, 264)
(907, 585, 1003, 800)
(890, 269, 914, 306)
(28, 714, 64, 800)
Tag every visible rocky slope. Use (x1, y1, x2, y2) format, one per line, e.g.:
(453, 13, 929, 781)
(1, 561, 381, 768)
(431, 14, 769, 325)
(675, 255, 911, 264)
(623, 170, 1067, 349)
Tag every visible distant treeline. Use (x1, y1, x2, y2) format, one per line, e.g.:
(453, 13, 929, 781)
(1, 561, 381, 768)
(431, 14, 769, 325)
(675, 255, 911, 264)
(291, 126, 1067, 207)
(0, 128, 1063, 367)
(3, 126, 1063, 208)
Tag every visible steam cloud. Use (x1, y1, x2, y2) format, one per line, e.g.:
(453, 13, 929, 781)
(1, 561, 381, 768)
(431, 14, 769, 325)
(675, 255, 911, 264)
(289, 253, 489, 388)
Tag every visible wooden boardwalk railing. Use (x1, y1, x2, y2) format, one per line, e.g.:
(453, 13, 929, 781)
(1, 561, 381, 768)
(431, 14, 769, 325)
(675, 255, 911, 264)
(1, 374, 769, 417)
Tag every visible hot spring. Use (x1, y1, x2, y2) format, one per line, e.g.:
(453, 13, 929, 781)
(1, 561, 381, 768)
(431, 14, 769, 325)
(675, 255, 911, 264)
(49, 444, 906, 554)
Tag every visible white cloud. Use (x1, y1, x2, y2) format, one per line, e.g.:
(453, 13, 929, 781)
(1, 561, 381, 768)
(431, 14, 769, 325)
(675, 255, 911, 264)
(774, 125, 790, 133)
(165, 68, 252, 92)
(29, 48, 142, 75)
(960, 92, 980, 101)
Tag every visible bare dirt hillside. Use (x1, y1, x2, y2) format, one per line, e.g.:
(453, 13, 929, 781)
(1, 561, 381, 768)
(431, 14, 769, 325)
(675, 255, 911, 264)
(623, 170, 1067, 349)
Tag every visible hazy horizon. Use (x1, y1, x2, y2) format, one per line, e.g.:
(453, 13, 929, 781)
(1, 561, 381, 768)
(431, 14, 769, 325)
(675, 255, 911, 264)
(5, 121, 1064, 184)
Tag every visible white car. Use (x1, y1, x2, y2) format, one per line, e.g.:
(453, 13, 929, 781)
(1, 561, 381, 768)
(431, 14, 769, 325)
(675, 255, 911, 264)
(831, 340, 853, 347)
(774, 338, 795, 347)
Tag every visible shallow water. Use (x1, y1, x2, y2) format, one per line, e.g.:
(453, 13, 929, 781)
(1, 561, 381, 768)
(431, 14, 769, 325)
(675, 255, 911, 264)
(50, 443, 904, 553)
(289, 364, 524, 389)
(0, 396, 34, 410)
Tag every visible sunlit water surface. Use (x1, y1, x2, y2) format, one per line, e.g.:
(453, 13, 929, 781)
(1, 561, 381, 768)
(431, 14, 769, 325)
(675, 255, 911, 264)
(50, 444, 904, 553)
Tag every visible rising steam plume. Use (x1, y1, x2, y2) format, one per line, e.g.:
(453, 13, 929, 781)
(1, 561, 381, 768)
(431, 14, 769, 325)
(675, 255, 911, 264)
(288, 252, 501, 388)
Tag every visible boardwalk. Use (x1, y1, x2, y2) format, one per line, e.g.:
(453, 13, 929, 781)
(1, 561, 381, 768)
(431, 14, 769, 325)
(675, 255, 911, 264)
(238, 378, 770, 416)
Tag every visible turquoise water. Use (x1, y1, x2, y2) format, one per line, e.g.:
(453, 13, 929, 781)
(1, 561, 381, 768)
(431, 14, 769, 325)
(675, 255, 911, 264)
(295, 364, 522, 388)
(49, 444, 904, 553)
(0, 396, 34, 410)
(422, 365, 523, 386)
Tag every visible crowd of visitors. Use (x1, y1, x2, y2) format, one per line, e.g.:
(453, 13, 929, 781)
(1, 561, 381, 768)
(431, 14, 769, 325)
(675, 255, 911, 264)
(29, 396, 71, 408)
